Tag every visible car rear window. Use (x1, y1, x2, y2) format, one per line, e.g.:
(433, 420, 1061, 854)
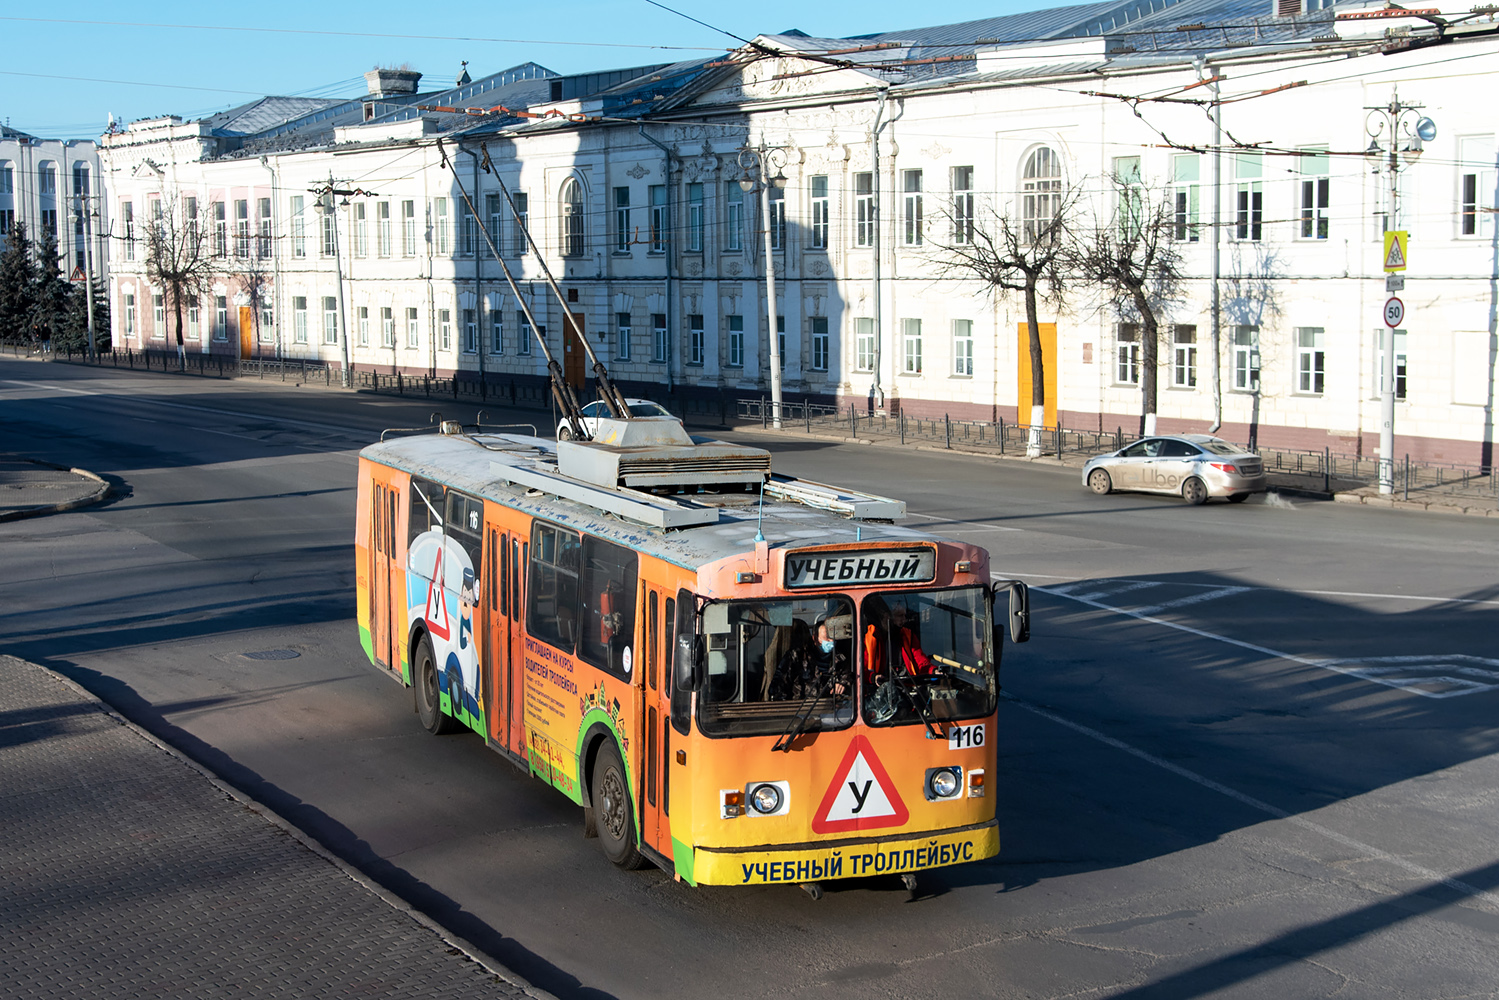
(629, 402, 671, 417)
(1199, 440, 1245, 455)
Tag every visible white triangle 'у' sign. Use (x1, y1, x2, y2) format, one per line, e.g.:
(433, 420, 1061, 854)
(812, 735, 910, 834)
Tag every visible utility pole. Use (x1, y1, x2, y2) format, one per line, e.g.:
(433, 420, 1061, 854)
(79, 194, 97, 360)
(312, 177, 379, 388)
(737, 143, 788, 429)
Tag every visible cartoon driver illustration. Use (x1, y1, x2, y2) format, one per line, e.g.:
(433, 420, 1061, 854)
(444, 568, 482, 719)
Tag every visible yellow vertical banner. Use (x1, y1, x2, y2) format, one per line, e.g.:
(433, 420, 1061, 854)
(1016, 322, 1058, 428)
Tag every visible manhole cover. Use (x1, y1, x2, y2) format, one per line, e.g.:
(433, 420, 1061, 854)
(241, 649, 301, 661)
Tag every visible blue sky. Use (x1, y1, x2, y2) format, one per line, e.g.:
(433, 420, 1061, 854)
(2, 1, 1035, 139)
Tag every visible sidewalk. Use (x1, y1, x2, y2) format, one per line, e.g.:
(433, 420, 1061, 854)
(0, 455, 110, 521)
(0, 654, 550, 1000)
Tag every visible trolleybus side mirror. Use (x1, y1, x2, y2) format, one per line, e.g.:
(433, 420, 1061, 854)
(675, 632, 702, 692)
(1007, 581, 1031, 644)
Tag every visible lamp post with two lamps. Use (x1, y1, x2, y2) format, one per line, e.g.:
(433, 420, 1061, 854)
(737, 143, 788, 429)
(68, 194, 101, 361)
(312, 177, 377, 387)
(1365, 88, 1436, 495)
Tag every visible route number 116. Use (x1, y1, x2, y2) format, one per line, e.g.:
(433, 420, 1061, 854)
(948, 723, 986, 750)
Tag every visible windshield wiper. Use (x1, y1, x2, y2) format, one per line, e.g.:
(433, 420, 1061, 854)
(772, 677, 835, 752)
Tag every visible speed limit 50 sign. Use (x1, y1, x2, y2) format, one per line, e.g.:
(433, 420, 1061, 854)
(1383, 296, 1405, 328)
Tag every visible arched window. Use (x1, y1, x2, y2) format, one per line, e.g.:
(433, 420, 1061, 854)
(560, 178, 584, 256)
(1021, 147, 1063, 244)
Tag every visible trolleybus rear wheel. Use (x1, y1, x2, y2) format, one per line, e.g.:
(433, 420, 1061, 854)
(592, 742, 646, 870)
(414, 635, 459, 735)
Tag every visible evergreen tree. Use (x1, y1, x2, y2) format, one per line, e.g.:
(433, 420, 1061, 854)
(0, 222, 38, 345)
(56, 276, 109, 353)
(30, 230, 72, 348)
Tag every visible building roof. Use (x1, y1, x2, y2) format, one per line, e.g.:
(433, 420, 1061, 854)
(200, 97, 347, 137)
(1, 123, 41, 141)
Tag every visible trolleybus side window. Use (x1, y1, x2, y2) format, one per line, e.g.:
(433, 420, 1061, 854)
(860, 587, 996, 727)
(670, 590, 694, 735)
(528, 522, 581, 653)
(697, 597, 856, 738)
(408, 477, 445, 562)
(445, 492, 483, 576)
(577, 536, 638, 680)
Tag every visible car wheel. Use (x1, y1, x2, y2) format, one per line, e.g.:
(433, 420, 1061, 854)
(591, 741, 646, 870)
(557, 426, 574, 442)
(1182, 477, 1209, 506)
(1227, 492, 1249, 504)
(1087, 469, 1112, 495)
(414, 634, 459, 735)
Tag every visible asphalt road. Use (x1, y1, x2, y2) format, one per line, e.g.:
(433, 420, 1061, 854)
(3, 357, 1497, 1000)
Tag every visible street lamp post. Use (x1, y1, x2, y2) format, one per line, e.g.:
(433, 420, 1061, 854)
(71, 195, 99, 361)
(1365, 88, 1436, 495)
(738, 144, 788, 429)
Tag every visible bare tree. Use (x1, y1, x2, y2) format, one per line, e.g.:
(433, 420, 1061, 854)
(930, 187, 1080, 453)
(144, 200, 216, 366)
(1075, 173, 1186, 436)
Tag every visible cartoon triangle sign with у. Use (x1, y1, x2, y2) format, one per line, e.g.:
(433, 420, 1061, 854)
(423, 546, 452, 641)
(812, 734, 910, 834)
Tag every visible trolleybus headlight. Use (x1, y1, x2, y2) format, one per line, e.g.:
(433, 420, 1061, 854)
(926, 767, 961, 800)
(750, 783, 783, 815)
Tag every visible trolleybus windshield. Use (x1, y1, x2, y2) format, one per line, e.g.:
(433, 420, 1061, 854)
(861, 587, 996, 727)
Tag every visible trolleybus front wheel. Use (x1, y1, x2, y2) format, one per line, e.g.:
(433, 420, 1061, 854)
(414, 635, 459, 735)
(591, 742, 646, 870)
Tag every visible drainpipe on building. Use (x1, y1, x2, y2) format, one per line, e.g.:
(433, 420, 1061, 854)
(461, 145, 485, 393)
(1206, 60, 1224, 434)
(870, 87, 889, 409)
(639, 126, 676, 391)
(262, 155, 282, 362)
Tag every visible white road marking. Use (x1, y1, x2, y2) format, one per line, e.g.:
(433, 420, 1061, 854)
(2, 379, 93, 395)
(1002, 573, 1499, 609)
(905, 510, 1023, 532)
(1131, 585, 1252, 615)
(1007, 693, 1499, 911)
(1050, 580, 1162, 602)
(1016, 575, 1496, 700)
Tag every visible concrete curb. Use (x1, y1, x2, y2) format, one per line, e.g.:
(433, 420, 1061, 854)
(29, 658, 560, 1000)
(0, 457, 112, 523)
(1333, 491, 1499, 516)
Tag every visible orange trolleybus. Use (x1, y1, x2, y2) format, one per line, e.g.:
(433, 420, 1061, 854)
(355, 415, 1030, 895)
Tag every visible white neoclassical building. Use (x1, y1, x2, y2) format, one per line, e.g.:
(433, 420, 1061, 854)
(99, 0, 1499, 464)
(1, 125, 106, 285)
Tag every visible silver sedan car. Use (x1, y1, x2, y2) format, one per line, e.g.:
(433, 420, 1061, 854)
(556, 398, 678, 440)
(1081, 434, 1267, 505)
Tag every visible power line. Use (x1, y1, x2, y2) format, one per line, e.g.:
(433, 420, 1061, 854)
(0, 15, 724, 51)
(0, 69, 265, 97)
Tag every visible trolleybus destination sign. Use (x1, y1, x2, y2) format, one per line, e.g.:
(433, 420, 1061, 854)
(784, 548, 937, 588)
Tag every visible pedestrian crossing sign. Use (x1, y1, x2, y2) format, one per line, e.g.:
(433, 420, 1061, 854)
(1383, 230, 1408, 272)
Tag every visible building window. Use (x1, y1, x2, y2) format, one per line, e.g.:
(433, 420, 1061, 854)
(438, 308, 452, 351)
(213, 201, 227, 256)
(153, 293, 165, 331)
(1114, 156, 1145, 237)
(146, 296, 163, 340)
(1234, 153, 1263, 241)
(377, 201, 391, 257)
(256, 197, 272, 258)
(725, 183, 745, 251)
(688, 182, 704, 252)
(490, 308, 504, 353)
(1458, 136, 1495, 238)
(1171, 153, 1200, 242)
(853, 172, 876, 248)
(806, 175, 830, 250)
(1233, 325, 1260, 391)
(38, 161, 56, 198)
(511, 191, 529, 255)
(485, 194, 503, 257)
(1172, 325, 1197, 388)
(951, 166, 974, 245)
(1299, 151, 1330, 240)
(433, 198, 450, 255)
(902, 170, 923, 246)
(294, 297, 308, 343)
(41, 209, 56, 241)
(214, 296, 229, 341)
(901, 318, 922, 374)
(614, 186, 631, 252)
(121, 201, 135, 261)
(406, 307, 419, 349)
(615, 312, 631, 361)
(187, 304, 200, 342)
(1296, 327, 1325, 394)
(727, 315, 744, 367)
(320, 203, 335, 257)
(290, 196, 306, 258)
(458, 200, 476, 256)
(559, 179, 583, 257)
(517, 312, 532, 355)
(768, 186, 786, 251)
(322, 297, 338, 345)
(358, 306, 370, 346)
(183, 196, 198, 243)
(381, 307, 395, 348)
(649, 184, 667, 253)
(234, 199, 249, 257)
(1116, 324, 1141, 385)
(462, 308, 477, 353)
(1377, 328, 1408, 401)
(1022, 147, 1063, 244)
(352, 202, 368, 257)
(856, 317, 875, 371)
(124, 293, 136, 337)
(401, 200, 417, 256)
(811, 316, 829, 371)
(652, 313, 668, 363)
(952, 319, 973, 376)
(776, 315, 786, 370)
(71, 162, 89, 198)
(688, 315, 704, 365)
(261, 305, 273, 339)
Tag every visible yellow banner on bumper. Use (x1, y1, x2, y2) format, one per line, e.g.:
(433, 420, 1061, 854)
(695, 823, 999, 886)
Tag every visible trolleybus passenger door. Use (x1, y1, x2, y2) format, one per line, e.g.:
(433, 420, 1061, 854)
(484, 524, 509, 751)
(370, 482, 396, 672)
(510, 535, 527, 760)
(641, 585, 673, 856)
